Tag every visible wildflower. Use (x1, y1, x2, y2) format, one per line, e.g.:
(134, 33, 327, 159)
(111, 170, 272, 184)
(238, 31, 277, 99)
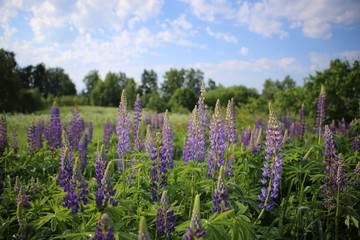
(47, 102, 62, 150)
(12, 130, 19, 154)
(27, 123, 36, 155)
(0, 115, 7, 155)
(95, 145, 108, 187)
(184, 194, 205, 240)
(157, 191, 175, 238)
(133, 94, 143, 152)
(338, 118, 346, 136)
(16, 185, 29, 207)
(316, 85, 327, 135)
(225, 98, 238, 144)
(35, 119, 45, 149)
(160, 110, 174, 168)
(138, 216, 151, 240)
(183, 106, 204, 162)
(298, 104, 306, 141)
(248, 127, 262, 154)
(212, 166, 231, 212)
(117, 90, 131, 172)
(96, 161, 118, 210)
(241, 128, 251, 147)
(87, 120, 93, 143)
(14, 175, 21, 192)
(29, 177, 42, 193)
(93, 213, 115, 240)
(69, 110, 84, 150)
(78, 133, 88, 170)
(196, 82, 209, 162)
(59, 131, 74, 192)
(207, 100, 227, 179)
(103, 121, 115, 150)
(255, 118, 263, 129)
(353, 135, 360, 152)
(63, 157, 89, 214)
(258, 104, 283, 210)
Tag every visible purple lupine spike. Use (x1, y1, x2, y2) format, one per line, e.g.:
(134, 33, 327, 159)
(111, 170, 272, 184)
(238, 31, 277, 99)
(78, 133, 88, 170)
(255, 118, 263, 129)
(322, 125, 348, 211)
(353, 135, 360, 152)
(338, 118, 346, 136)
(16, 185, 29, 207)
(196, 82, 209, 163)
(59, 131, 74, 192)
(12, 130, 19, 154)
(212, 166, 231, 212)
(258, 104, 283, 211)
(95, 145, 108, 188)
(145, 113, 152, 126)
(289, 122, 296, 139)
(184, 194, 205, 240)
(96, 161, 118, 210)
(69, 110, 83, 150)
(63, 157, 88, 214)
(93, 213, 115, 240)
(116, 90, 131, 173)
(160, 110, 174, 169)
(47, 102, 62, 150)
(103, 121, 113, 150)
(133, 94, 143, 152)
(298, 104, 306, 141)
(316, 85, 327, 135)
(242, 128, 251, 147)
(0, 167, 4, 203)
(207, 100, 227, 179)
(225, 98, 238, 144)
(183, 106, 199, 162)
(157, 191, 175, 239)
(145, 125, 160, 202)
(27, 123, 36, 155)
(0, 116, 7, 155)
(87, 120, 93, 143)
(35, 119, 45, 150)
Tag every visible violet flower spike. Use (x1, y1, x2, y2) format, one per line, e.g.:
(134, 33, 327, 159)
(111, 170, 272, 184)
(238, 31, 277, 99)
(157, 191, 175, 238)
(145, 125, 160, 202)
(0, 115, 7, 155)
(116, 89, 131, 173)
(78, 133, 88, 170)
(93, 213, 115, 240)
(258, 103, 283, 211)
(87, 120, 93, 143)
(96, 161, 118, 210)
(183, 106, 199, 162)
(133, 94, 143, 152)
(207, 99, 227, 179)
(225, 98, 238, 144)
(16, 185, 29, 207)
(160, 110, 174, 169)
(59, 131, 74, 192)
(12, 129, 19, 154)
(212, 166, 231, 212)
(298, 104, 306, 141)
(316, 85, 327, 135)
(184, 194, 205, 240)
(27, 123, 36, 155)
(196, 82, 209, 162)
(95, 145, 108, 188)
(47, 102, 62, 150)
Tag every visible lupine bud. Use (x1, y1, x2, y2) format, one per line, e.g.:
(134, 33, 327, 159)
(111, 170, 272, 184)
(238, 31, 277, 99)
(117, 90, 131, 172)
(133, 94, 143, 152)
(212, 166, 231, 212)
(96, 161, 118, 210)
(16, 185, 29, 207)
(316, 85, 327, 135)
(258, 104, 283, 210)
(184, 194, 205, 240)
(298, 104, 306, 141)
(138, 216, 151, 240)
(93, 213, 115, 240)
(17, 200, 27, 240)
(225, 98, 238, 144)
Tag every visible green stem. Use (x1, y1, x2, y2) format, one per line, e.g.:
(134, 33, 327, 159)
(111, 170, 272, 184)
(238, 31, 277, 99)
(335, 184, 340, 240)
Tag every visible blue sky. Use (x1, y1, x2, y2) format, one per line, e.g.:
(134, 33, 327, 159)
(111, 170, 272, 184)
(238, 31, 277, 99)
(1, 0, 360, 93)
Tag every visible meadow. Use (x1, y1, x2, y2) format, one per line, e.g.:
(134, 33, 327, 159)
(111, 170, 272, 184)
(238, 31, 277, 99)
(0, 89, 359, 240)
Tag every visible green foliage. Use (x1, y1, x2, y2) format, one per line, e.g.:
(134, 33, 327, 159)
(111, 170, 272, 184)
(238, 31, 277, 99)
(169, 87, 197, 113)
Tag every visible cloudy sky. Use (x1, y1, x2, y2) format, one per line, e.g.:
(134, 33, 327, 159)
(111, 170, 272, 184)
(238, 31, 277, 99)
(1, 0, 360, 92)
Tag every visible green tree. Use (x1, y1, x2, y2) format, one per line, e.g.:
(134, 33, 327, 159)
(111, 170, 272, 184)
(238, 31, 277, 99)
(125, 78, 137, 108)
(83, 70, 101, 96)
(0, 48, 21, 112)
(139, 69, 158, 95)
(161, 68, 186, 101)
(304, 59, 360, 122)
(184, 68, 203, 97)
(169, 87, 197, 112)
(46, 67, 77, 96)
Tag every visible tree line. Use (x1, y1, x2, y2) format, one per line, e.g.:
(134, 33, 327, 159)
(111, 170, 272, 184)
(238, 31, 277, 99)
(1, 48, 359, 122)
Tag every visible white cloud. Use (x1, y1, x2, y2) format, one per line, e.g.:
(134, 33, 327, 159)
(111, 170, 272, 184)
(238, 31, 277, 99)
(239, 47, 249, 56)
(171, 14, 193, 30)
(182, 0, 234, 22)
(206, 27, 238, 43)
(309, 50, 360, 71)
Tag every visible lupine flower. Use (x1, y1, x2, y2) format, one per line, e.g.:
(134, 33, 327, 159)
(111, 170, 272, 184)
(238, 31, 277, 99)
(87, 120, 93, 143)
(196, 82, 209, 163)
(248, 127, 262, 154)
(138, 216, 151, 240)
(0, 167, 4, 203)
(338, 118, 346, 136)
(212, 166, 231, 212)
(47, 102, 62, 150)
(96, 161, 118, 210)
(256, 118, 263, 129)
(322, 125, 348, 211)
(16, 185, 29, 207)
(103, 121, 115, 150)
(298, 104, 306, 141)
(133, 94, 143, 152)
(27, 124, 36, 155)
(353, 135, 360, 152)
(17, 200, 27, 240)
(225, 98, 238, 144)
(35, 119, 45, 149)
(0, 115, 7, 155)
(59, 131, 74, 192)
(289, 122, 296, 139)
(160, 110, 174, 168)
(93, 213, 115, 240)
(12, 130, 19, 154)
(157, 191, 175, 238)
(184, 194, 205, 240)
(242, 128, 251, 147)
(117, 90, 131, 172)
(69, 110, 84, 150)
(95, 145, 108, 187)
(316, 85, 327, 135)
(183, 106, 201, 162)
(258, 104, 283, 211)
(78, 133, 88, 170)
(145, 125, 161, 202)
(207, 100, 227, 179)
(63, 157, 89, 214)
